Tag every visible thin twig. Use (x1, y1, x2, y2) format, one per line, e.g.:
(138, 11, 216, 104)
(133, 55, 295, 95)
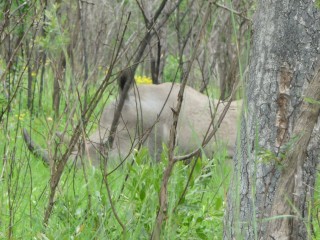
(174, 62, 241, 162)
(213, 2, 251, 22)
(151, 2, 214, 239)
(42, 11, 130, 227)
(135, 0, 150, 26)
(101, 0, 175, 234)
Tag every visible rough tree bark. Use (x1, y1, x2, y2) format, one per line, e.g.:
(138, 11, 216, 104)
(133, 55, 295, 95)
(224, 1, 320, 239)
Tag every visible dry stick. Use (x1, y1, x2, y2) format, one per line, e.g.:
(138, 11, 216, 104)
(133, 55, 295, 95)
(176, 0, 204, 84)
(266, 67, 320, 239)
(111, 83, 149, 196)
(151, 3, 213, 240)
(173, 84, 239, 213)
(172, 68, 241, 213)
(118, 0, 181, 73)
(0, 18, 38, 122)
(213, 2, 251, 22)
(135, 0, 160, 83)
(76, 0, 92, 214)
(104, 0, 169, 151)
(78, 0, 89, 113)
(101, 27, 151, 237)
(38, 0, 48, 111)
(37, 0, 176, 229)
(177, 9, 244, 158)
(135, 0, 149, 25)
(42, 12, 130, 226)
(153, 0, 184, 32)
(101, 0, 170, 233)
(116, 79, 181, 201)
(74, 85, 93, 223)
(173, 96, 235, 162)
(172, 76, 240, 208)
(0, 1, 11, 41)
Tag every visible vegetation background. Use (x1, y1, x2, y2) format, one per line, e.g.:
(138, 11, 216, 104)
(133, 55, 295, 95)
(0, 0, 319, 239)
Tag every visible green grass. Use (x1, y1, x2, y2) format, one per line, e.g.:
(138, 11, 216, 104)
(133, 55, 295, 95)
(0, 81, 232, 239)
(1, 65, 319, 240)
(0, 128, 231, 239)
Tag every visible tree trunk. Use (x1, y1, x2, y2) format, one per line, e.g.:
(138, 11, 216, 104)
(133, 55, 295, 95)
(224, 1, 320, 239)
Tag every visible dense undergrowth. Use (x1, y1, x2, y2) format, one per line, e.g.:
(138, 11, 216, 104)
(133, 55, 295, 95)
(0, 71, 231, 239)
(0, 130, 231, 239)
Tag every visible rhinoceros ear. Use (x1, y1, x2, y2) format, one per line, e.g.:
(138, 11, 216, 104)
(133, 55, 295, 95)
(118, 67, 134, 93)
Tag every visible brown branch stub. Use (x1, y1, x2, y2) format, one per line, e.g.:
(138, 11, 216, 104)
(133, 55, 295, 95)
(266, 66, 320, 239)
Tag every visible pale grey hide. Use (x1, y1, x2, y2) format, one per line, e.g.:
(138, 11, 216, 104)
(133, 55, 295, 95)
(72, 83, 241, 166)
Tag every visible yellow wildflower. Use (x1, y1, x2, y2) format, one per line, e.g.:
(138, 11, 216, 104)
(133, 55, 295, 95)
(135, 75, 152, 85)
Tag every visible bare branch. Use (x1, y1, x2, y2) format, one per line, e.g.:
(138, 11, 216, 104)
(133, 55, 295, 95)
(213, 2, 251, 22)
(105, 0, 175, 155)
(42, 10, 131, 226)
(151, 0, 168, 27)
(151, 2, 214, 239)
(135, 0, 150, 26)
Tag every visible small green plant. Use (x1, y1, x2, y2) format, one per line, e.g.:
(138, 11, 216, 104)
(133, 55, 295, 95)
(163, 54, 181, 82)
(35, 3, 70, 55)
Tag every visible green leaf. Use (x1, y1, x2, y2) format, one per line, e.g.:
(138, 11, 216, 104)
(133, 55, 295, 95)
(215, 197, 223, 211)
(196, 216, 204, 223)
(196, 228, 208, 240)
(139, 186, 146, 200)
(0, 95, 7, 107)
